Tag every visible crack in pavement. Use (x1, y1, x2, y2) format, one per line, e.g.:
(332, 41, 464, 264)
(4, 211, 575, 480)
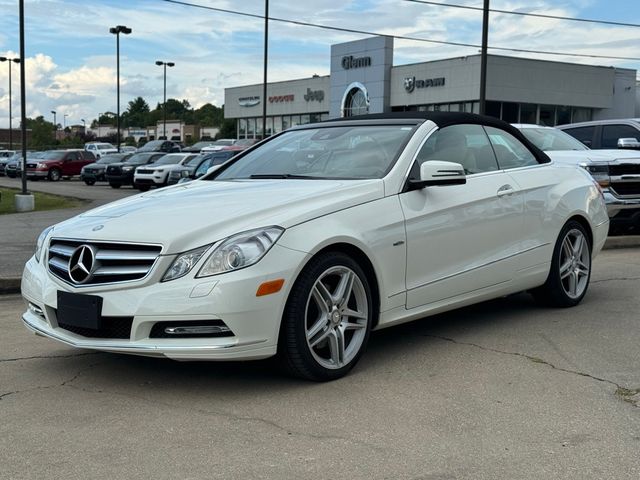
(0, 352, 100, 363)
(0, 360, 104, 401)
(423, 334, 639, 408)
(64, 383, 384, 451)
(591, 276, 640, 284)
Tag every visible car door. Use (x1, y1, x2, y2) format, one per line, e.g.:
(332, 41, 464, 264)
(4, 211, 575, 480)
(63, 152, 81, 175)
(484, 125, 556, 270)
(399, 124, 524, 309)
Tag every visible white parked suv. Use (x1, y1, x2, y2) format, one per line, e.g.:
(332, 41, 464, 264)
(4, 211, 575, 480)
(85, 142, 118, 159)
(515, 124, 640, 234)
(133, 152, 198, 191)
(200, 139, 236, 152)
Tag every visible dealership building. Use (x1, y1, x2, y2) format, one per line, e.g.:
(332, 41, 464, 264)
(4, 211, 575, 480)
(224, 36, 638, 138)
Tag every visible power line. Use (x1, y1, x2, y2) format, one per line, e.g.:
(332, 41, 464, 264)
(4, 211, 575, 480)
(160, 0, 640, 61)
(404, 0, 640, 29)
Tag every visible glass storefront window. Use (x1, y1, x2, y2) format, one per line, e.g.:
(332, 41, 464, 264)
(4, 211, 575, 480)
(539, 105, 556, 126)
(273, 116, 282, 133)
(282, 116, 290, 131)
(502, 102, 518, 123)
(247, 118, 255, 137)
(238, 119, 247, 139)
(309, 114, 321, 124)
(485, 101, 501, 119)
(520, 103, 537, 124)
(301, 114, 310, 125)
(571, 107, 592, 123)
(556, 106, 571, 125)
(291, 115, 301, 127)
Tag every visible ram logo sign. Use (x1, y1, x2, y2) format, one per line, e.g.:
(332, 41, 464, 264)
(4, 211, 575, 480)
(404, 76, 446, 93)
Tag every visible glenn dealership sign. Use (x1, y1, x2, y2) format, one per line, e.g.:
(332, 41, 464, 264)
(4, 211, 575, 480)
(341, 55, 372, 70)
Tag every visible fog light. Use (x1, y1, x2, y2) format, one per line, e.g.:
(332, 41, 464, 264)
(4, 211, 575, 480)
(164, 325, 231, 335)
(28, 302, 44, 318)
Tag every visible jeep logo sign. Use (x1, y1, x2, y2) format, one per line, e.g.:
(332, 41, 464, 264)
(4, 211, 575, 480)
(341, 55, 372, 70)
(404, 76, 446, 93)
(304, 88, 325, 102)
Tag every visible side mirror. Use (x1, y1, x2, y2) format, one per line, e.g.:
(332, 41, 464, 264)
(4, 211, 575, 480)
(409, 161, 466, 190)
(617, 137, 640, 149)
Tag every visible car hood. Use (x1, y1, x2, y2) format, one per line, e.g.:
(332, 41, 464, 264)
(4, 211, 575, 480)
(52, 179, 384, 253)
(546, 149, 640, 164)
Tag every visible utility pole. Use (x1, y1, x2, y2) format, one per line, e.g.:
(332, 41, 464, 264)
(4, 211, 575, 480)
(261, 0, 269, 139)
(479, 0, 489, 115)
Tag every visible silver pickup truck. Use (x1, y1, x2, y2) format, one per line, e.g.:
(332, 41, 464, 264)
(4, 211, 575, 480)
(515, 124, 640, 234)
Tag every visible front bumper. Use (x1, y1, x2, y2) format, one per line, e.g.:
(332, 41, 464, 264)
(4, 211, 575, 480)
(26, 169, 48, 178)
(21, 244, 308, 361)
(105, 172, 134, 184)
(604, 190, 640, 217)
(134, 173, 166, 186)
(81, 171, 106, 182)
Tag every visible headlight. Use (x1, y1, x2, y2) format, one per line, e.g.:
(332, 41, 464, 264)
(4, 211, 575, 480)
(34, 226, 54, 263)
(37, 162, 47, 168)
(580, 162, 610, 188)
(162, 245, 211, 282)
(197, 226, 284, 278)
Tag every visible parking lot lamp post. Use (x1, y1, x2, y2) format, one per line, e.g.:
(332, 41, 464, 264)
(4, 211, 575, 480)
(109, 25, 132, 152)
(51, 110, 56, 136)
(155, 60, 174, 140)
(63, 113, 68, 130)
(0, 56, 21, 150)
(81, 118, 86, 135)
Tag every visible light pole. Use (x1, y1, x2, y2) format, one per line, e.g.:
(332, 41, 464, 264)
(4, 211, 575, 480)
(155, 60, 174, 140)
(109, 25, 132, 152)
(97, 112, 102, 138)
(0, 56, 21, 150)
(81, 118, 86, 136)
(51, 110, 56, 140)
(63, 113, 68, 130)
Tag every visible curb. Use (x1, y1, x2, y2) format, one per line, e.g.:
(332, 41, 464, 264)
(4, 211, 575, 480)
(0, 278, 21, 295)
(603, 235, 640, 250)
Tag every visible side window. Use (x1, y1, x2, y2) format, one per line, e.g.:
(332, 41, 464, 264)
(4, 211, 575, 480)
(601, 125, 640, 149)
(66, 152, 78, 161)
(563, 126, 595, 147)
(413, 124, 499, 176)
(484, 126, 538, 170)
(195, 159, 213, 177)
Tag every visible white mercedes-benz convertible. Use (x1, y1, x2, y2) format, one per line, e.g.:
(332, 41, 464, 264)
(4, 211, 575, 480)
(21, 112, 609, 380)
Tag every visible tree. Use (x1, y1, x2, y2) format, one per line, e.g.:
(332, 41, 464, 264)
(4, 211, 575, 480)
(24, 116, 57, 149)
(121, 96, 150, 128)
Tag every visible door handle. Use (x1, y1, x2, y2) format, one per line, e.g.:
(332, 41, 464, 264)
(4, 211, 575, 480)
(497, 184, 515, 197)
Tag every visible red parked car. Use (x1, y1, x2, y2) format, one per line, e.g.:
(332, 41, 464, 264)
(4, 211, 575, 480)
(25, 149, 96, 181)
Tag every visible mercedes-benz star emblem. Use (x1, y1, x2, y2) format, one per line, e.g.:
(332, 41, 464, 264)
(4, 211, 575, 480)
(68, 245, 96, 284)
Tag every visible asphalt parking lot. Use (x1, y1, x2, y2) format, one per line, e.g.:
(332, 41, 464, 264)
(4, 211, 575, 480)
(1, 246, 639, 479)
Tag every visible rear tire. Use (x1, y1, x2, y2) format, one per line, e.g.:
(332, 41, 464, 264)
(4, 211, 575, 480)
(109, 182, 121, 189)
(135, 183, 150, 192)
(84, 179, 96, 186)
(532, 220, 591, 307)
(279, 251, 373, 381)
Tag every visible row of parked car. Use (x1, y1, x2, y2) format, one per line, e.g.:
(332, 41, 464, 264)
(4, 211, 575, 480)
(0, 138, 256, 189)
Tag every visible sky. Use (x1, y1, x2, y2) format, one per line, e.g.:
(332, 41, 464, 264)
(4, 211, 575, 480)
(0, 0, 639, 128)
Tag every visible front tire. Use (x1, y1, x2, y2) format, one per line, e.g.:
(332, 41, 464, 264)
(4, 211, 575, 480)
(84, 179, 95, 186)
(279, 252, 373, 381)
(109, 182, 121, 189)
(48, 168, 61, 181)
(532, 220, 591, 307)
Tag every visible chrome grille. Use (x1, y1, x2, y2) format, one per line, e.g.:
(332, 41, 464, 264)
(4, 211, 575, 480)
(48, 239, 162, 286)
(609, 163, 640, 176)
(106, 165, 122, 174)
(136, 169, 154, 174)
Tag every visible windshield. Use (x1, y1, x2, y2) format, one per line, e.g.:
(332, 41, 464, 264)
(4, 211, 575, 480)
(191, 141, 216, 149)
(40, 151, 66, 160)
(520, 127, 588, 152)
(154, 154, 185, 165)
(137, 140, 164, 152)
(214, 140, 234, 146)
(97, 144, 114, 150)
(125, 153, 156, 165)
(234, 139, 257, 147)
(215, 125, 414, 180)
(97, 154, 127, 164)
(184, 155, 205, 167)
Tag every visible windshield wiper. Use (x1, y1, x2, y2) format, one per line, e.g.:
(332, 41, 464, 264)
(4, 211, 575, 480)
(248, 174, 321, 179)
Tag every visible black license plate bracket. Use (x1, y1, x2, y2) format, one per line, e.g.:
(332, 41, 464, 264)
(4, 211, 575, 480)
(57, 291, 103, 330)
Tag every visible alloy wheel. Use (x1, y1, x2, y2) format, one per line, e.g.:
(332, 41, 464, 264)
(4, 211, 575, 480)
(559, 228, 590, 300)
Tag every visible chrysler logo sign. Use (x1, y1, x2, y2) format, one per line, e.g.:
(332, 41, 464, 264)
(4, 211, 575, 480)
(68, 245, 97, 284)
(238, 96, 260, 107)
(404, 76, 446, 93)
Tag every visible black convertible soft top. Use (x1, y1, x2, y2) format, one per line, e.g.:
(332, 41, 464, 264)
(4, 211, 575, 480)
(318, 111, 551, 164)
